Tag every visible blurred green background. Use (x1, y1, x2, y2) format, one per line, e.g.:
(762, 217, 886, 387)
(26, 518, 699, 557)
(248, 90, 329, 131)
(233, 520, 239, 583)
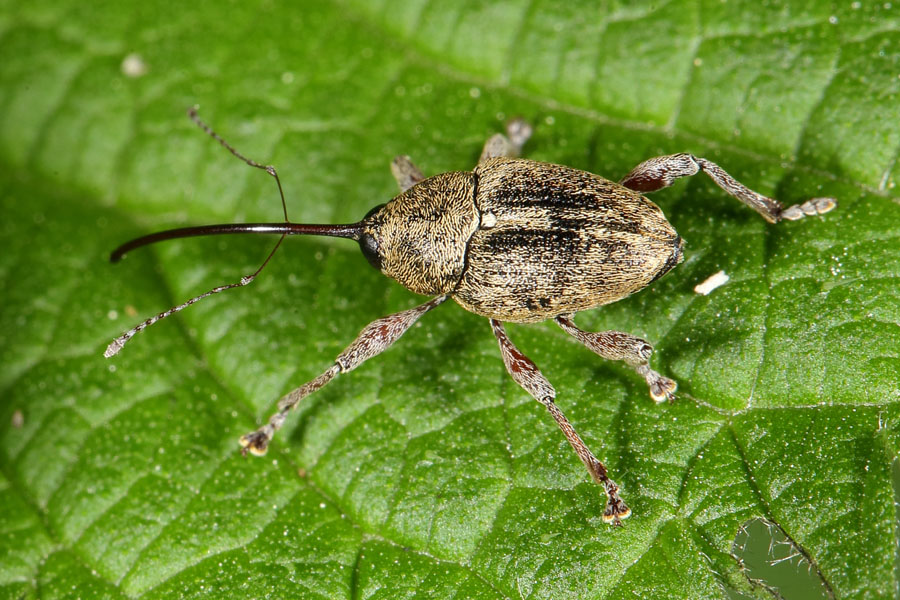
(1, 1, 899, 599)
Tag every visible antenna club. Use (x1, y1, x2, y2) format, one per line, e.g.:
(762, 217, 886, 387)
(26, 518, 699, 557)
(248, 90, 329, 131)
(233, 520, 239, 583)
(104, 338, 125, 358)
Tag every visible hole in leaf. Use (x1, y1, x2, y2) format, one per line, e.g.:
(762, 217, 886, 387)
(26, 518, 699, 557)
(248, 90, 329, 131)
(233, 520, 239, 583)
(727, 518, 831, 600)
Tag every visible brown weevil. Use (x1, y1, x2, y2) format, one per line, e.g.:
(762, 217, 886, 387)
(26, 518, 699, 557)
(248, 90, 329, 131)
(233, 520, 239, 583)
(106, 109, 836, 525)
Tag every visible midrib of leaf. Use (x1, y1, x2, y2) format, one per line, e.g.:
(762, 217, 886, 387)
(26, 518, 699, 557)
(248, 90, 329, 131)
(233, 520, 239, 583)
(4, 1, 891, 206)
(344, 1, 899, 203)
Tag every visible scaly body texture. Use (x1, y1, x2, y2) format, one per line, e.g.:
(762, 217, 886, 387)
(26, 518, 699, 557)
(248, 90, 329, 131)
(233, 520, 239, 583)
(107, 113, 836, 524)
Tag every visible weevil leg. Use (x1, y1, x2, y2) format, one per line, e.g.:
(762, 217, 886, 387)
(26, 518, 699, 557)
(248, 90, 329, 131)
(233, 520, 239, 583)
(619, 153, 836, 224)
(240, 295, 448, 455)
(490, 319, 630, 525)
(479, 118, 533, 163)
(556, 315, 676, 403)
(391, 155, 425, 192)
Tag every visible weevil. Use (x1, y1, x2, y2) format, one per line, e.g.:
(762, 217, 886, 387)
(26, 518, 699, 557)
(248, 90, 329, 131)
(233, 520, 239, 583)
(106, 109, 836, 525)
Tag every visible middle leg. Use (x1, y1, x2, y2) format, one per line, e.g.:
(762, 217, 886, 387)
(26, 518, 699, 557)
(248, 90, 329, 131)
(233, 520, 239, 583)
(479, 118, 533, 163)
(490, 319, 630, 525)
(392, 118, 535, 192)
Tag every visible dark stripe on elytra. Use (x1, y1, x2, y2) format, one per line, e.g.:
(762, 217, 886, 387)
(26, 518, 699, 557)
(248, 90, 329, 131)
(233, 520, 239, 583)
(480, 229, 640, 263)
(485, 184, 621, 211)
(483, 228, 582, 253)
(548, 214, 643, 236)
(482, 186, 649, 236)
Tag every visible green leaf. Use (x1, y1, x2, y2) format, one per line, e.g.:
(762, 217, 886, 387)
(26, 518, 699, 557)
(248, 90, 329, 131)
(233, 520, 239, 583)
(2, 1, 899, 598)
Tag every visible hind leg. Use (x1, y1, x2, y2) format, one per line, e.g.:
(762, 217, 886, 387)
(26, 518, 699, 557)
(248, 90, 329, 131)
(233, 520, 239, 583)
(620, 153, 835, 223)
(556, 315, 676, 403)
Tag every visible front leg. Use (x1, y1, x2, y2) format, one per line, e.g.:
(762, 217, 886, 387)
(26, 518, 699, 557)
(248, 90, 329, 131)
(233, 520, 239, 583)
(620, 153, 836, 223)
(240, 295, 448, 455)
(556, 316, 676, 403)
(490, 319, 630, 525)
(391, 155, 425, 192)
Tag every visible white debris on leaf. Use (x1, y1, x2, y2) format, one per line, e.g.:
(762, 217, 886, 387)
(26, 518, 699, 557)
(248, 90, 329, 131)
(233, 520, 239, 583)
(121, 53, 148, 78)
(694, 270, 730, 295)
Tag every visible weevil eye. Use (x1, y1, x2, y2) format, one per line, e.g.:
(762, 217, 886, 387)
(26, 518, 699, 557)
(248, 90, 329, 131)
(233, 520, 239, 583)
(358, 203, 386, 270)
(359, 231, 382, 270)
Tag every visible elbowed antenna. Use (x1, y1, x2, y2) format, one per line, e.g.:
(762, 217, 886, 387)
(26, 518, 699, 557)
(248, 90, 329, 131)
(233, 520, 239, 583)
(110, 222, 364, 262)
(105, 107, 371, 359)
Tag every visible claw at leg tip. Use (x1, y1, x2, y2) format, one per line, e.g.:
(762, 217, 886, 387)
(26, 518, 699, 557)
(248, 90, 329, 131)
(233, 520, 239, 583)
(602, 505, 632, 526)
(649, 378, 677, 403)
(813, 197, 837, 214)
(239, 433, 269, 456)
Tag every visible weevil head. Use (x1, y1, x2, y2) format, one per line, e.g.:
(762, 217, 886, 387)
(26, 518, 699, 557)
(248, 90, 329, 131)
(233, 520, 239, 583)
(358, 171, 480, 295)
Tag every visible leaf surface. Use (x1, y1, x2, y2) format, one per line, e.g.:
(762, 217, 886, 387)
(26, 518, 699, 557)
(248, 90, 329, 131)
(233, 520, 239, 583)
(1, 1, 899, 598)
